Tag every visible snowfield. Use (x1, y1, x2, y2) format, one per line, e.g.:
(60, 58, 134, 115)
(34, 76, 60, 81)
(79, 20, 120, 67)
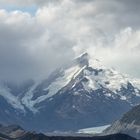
(78, 125, 110, 134)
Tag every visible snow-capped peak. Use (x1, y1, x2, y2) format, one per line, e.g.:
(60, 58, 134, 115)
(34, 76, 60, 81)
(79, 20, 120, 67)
(0, 53, 140, 114)
(75, 52, 104, 69)
(75, 52, 89, 60)
(0, 53, 140, 132)
(75, 52, 89, 67)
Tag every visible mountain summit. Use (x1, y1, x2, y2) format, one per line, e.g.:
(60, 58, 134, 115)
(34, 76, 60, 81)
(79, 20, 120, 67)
(75, 52, 89, 66)
(0, 53, 140, 132)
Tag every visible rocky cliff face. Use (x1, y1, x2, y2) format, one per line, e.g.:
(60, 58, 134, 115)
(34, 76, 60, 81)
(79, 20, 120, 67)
(104, 105, 140, 139)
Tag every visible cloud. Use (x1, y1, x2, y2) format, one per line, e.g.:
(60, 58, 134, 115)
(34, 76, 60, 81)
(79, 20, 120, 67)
(0, 0, 140, 82)
(87, 27, 140, 78)
(0, 7, 75, 81)
(0, 0, 61, 6)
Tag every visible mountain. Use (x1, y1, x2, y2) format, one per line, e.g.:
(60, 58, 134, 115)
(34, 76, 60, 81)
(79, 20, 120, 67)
(103, 104, 140, 139)
(0, 53, 140, 132)
(0, 124, 137, 140)
(0, 124, 25, 140)
(18, 133, 137, 140)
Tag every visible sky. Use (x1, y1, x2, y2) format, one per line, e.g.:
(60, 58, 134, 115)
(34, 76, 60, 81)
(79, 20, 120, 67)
(0, 0, 140, 82)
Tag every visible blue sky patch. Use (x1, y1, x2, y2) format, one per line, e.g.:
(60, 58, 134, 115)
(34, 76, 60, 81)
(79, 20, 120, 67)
(0, 5, 37, 15)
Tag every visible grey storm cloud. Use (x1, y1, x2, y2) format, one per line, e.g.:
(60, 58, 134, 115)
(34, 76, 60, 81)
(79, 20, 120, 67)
(0, 0, 140, 82)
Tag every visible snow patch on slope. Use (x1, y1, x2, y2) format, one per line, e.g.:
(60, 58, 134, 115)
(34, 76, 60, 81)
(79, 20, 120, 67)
(0, 85, 25, 112)
(78, 125, 110, 134)
(22, 83, 39, 113)
(82, 76, 99, 92)
(83, 67, 140, 95)
(23, 65, 83, 112)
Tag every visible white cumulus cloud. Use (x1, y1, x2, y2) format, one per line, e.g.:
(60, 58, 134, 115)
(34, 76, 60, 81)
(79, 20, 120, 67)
(0, 0, 140, 82)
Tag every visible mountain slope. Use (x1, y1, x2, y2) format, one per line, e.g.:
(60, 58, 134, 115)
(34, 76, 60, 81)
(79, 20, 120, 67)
(18, 133, 137, 140)
(0, 124, 137, 140)
(0, 53, 140, 131)
(104, 104, 140, 139)
(0, 124, 26, 140)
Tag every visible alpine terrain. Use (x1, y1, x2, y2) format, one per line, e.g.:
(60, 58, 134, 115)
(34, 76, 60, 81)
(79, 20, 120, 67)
(0, 53, 140, 132)
(0, 124, 137, 140)
(104, 104, 140, 139)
